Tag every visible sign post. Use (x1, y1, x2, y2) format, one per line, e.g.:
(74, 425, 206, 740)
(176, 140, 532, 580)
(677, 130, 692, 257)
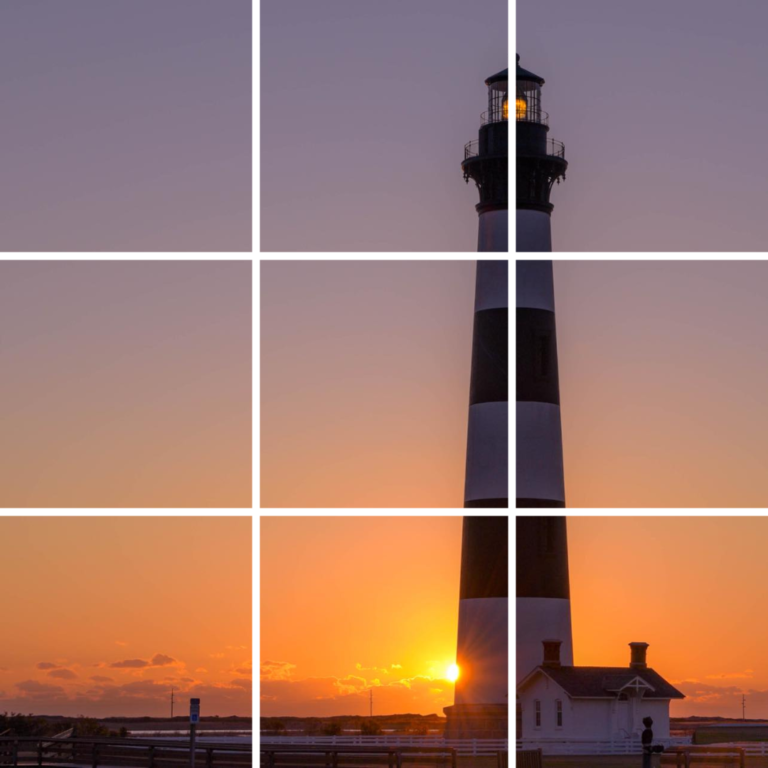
(189, 698, 200, 768)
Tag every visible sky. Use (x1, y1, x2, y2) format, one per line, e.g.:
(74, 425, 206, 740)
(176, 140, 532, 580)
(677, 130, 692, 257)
(569, 516, 768, 719)
(0, 517, 251, 718)
(551, 261, 768, 507)
(260, 516, 462, 717)
(261, 0, 507, 252)
(260, 261, 477, 508)
(0, 0, 251, 251)
(0, 261, 251, 508)
(517, 0, 768, 251)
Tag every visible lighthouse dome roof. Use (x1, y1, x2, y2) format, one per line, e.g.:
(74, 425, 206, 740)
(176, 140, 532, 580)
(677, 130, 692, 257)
(485, 68, 508, 87)
(516, 54, 544, 85)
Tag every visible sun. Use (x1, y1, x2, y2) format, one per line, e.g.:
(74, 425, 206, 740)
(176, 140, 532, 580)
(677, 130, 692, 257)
(446, 663, 460, 683)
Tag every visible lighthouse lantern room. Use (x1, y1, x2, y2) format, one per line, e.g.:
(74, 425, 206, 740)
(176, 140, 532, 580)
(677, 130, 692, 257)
(516, 55, 567, 252)
(462, 68, 508, 252)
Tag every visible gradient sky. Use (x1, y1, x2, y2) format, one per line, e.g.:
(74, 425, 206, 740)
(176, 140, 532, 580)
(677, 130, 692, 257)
(261, 516, 462, 717)
(261, 0, 507, 252)
(551, 261, 768, 507)
(0, 262, 251, 508)
(0, 517, 251, 717)
(517, 0, 768, 251)
(0, 0, 250, 252)
(261, 261, 476, 508)
(568, 516, 768, 719)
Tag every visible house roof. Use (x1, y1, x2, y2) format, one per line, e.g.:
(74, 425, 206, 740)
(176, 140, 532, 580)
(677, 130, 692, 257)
(520, 666, 685, 700)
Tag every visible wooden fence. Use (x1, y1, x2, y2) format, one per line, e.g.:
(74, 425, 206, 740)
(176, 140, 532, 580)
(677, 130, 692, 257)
(260, 736, 507, 756)
(0, 736, 251, 768)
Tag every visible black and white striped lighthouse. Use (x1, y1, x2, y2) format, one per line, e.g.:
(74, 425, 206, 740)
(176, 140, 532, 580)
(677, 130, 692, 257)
(462, 68, 508, 252)
(465, 260, 508, 508)
(445, 516, 508, 739)
(516, 55, 567, 252)
(516, 516, 573, 682)
(516, 260, 565, 508)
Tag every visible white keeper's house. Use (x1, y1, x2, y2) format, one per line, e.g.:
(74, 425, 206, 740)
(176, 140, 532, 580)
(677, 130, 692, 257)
(517, 640, 684, 741)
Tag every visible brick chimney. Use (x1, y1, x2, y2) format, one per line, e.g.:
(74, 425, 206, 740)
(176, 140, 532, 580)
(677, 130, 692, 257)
(542, 639, 562, 668)
(629, 642, 649, 669)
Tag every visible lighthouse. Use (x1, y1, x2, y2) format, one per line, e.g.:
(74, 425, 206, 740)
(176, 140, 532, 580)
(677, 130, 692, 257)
(516, 516, 573, 682)
(444, 516, 508, 739)
(462, 68, 508, 252)
(516, 260, 565, 508)
(516, 55, 567, 252)
(464, 260, 508, 508)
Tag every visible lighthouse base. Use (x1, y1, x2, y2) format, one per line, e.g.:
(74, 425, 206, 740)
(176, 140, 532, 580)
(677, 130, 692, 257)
(443, 703, 508, 740)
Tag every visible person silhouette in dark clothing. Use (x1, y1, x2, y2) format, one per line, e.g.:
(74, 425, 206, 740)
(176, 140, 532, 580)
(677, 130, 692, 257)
(642, 717, 654, 768)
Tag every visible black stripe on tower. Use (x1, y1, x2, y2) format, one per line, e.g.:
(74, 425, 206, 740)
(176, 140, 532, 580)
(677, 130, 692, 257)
(459, 517, 508, 600)
(516, 260, 565, 508)
(516, 516, 570, 599)
(465, 260, 508, 509)
(516, 307, 560, 405)
(469, 307, 508, 406)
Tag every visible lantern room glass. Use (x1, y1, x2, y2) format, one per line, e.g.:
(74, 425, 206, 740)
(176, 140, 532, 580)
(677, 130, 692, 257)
(516, 80, 543, 124)
(486, 80, 508, 125)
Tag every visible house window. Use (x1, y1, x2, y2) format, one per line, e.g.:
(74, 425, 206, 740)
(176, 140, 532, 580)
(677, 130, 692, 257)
(556, 699, 563, 727)
(534, 700, 541, 728)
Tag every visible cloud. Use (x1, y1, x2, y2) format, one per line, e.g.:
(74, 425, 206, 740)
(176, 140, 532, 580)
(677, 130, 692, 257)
(391, 664, 402, 669)
(261, 660, 296, 681)
(260, 672, 451, 717)
(16, 680, 66, 699)
(48, 669, 78, 680)
(115, 641, 128, 647)
(109, 654, 178, 669)
(90, 676, 113, 683)
(36, 662, 60, 670)
(705, 670, 755, 680)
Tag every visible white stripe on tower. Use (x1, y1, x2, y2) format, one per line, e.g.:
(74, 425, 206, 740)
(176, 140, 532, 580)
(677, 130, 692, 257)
(445, 516, 508, 739)
(516, 260, 565, 507)
(516, 516, 573, 682)
(464, 260, 508, 508)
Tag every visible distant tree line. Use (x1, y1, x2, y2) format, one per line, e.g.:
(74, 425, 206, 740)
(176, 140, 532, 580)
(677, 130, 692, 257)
(0, 713, 128, 738)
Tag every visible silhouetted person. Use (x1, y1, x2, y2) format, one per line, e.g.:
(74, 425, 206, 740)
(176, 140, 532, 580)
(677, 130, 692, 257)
(641, 716, 664, 768)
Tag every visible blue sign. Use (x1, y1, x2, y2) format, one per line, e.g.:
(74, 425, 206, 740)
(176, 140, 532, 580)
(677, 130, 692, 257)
(190, 698, 200, 724)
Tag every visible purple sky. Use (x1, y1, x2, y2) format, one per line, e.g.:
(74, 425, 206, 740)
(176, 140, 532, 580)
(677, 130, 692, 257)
(261, 0, 507, 252)
(518, 0, 768, 251)
(0, 0, 250, 252)
(0, 262, 251, 507)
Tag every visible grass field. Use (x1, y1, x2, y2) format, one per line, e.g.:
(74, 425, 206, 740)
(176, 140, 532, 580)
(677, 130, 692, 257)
(694, 727, 768, 744)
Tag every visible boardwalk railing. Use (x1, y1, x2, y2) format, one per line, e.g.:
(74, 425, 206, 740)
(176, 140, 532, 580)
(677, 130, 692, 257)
(516, 737, 691, 756)
(260, 736, 507, 757)
(0, 736, 252, 768)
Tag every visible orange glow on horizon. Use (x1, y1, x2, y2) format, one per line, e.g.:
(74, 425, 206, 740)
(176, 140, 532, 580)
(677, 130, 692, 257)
(569, 517, 768, 719)
(261, 517, 463, 717)
(0, 518, 251, 718)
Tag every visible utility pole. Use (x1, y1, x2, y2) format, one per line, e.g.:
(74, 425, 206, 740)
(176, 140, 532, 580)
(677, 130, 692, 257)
(743, 694, 746, 721)
(171, 688, 175, 719)
(370, 689, 372, 718)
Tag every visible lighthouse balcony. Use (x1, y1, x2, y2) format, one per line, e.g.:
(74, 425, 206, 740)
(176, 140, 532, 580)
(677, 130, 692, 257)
(516, 108, 549, 127)
(547, 138, 565, 158)
(464, 140, 479, 160)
